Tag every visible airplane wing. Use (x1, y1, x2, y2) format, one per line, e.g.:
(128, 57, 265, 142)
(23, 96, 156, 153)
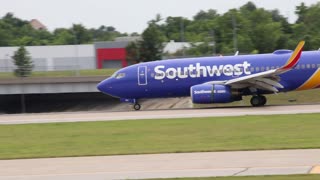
(224, 41, 305, 92)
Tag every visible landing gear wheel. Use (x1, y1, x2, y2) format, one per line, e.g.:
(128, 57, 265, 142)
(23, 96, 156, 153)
(250, 95, 267, 107)
(260, 95, 267, 106)
(250, 96, 260, 107)
(133, 103, 141, 111)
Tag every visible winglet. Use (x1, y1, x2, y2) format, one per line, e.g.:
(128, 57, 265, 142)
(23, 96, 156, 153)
(280, 41, 305, 70)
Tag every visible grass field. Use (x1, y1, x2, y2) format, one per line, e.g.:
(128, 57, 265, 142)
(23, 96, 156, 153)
(150, 174, 320, 180)
(1, 113, 320, 159)
(0, 68, 117, 78)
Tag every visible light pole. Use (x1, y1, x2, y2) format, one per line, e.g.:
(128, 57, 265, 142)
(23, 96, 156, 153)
(180, 19, 186, 57)
(72, 28, 80, 76)
(232, 13, 238, 53)
(74, 43, 80, 76)
(20, 80, 26, 113)
(210, 29, 216, 56)
(4, 54, 9, 72)
(73, 31, 80, 76)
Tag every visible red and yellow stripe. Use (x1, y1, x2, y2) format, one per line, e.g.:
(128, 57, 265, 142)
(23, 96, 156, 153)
(281, 41, 305, 70)
(296, 68, 320, 91)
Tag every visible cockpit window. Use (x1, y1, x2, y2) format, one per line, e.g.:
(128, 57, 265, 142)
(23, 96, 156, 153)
(115, 73, 126, 79)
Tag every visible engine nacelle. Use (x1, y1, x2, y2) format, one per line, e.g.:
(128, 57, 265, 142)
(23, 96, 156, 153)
(191, 84, 238, 104)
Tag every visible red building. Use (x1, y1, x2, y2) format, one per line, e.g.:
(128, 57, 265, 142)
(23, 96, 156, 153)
(95, 41, 130, 69)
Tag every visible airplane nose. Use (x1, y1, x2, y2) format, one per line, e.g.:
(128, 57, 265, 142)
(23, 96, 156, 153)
(97, 81, 104, 92)
(97, 78, 113, 94)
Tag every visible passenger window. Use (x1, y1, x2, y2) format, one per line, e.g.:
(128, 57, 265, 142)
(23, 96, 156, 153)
(256, 67, 260, 72)
(250, 67, 255, 73)
(301, 64, 305, 69)
(306, 64, 311, 69)
(115, 73, 126, 79)
(317, 64, 320, 68)
(261, 67, 265, 71)
(296, 65, 300, 69)
(312, 64, 316, 68)
(266, 67, 270, 70)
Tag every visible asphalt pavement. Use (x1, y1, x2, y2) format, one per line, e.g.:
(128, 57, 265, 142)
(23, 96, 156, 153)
(0, 104, 320, 124)
(0, 149, 319, 179)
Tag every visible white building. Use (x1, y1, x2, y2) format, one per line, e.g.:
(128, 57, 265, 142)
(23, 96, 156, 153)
(0, 44, 95, 72)
(0, 39, 201, 72)
(163, 40, 193, 54)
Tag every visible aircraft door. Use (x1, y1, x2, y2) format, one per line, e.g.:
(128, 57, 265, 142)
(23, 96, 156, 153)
(138, 66, 147, 85)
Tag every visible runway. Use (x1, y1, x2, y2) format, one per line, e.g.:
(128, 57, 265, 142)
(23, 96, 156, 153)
(1, 104, 320, 124)
(1, 105, 320, 179)
(0, 149, 319, 180)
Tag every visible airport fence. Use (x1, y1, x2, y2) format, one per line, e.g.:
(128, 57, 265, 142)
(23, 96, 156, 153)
(0, 66, 117, 79)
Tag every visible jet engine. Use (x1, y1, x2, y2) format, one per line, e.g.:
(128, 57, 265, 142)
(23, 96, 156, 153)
(190, 84, 241, 104)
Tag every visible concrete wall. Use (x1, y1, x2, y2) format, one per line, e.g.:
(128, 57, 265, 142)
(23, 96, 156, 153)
(0, 45, 95, 72)
(0, 82, 98, 94)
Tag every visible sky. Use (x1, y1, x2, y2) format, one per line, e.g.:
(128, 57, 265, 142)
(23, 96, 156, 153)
(0, 0, 319, 33)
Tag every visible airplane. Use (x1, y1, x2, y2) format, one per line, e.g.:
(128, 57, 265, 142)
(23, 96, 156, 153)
(97, 41, 319, 110)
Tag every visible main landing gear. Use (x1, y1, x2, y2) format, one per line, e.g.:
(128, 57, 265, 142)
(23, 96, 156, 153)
(133, 103, 141, 111)
(250, 95, 267, 107)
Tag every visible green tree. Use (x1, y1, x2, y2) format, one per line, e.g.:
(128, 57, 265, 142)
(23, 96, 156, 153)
(290, 2, 320, 50)
(139, 15, 166, 61)
(193, 9, 219, 21)
(71, 24, 92, 44)
(0, 13, 54, 46)
(0, 22, 12, 46)
(126, 42, 140, 64)
(161, 16, 190, 42)
(295, 2, 308, 23)
(12, 46, 33, 77)
(52, 28, 75, 45)
(90, 25, 124, 41)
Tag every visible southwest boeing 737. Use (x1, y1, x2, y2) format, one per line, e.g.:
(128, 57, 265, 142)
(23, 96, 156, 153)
(97, 41, 319, 110)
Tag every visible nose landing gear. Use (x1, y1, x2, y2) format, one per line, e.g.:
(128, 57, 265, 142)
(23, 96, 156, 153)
(120, 98, 141, 111)
(250, 95, 267, 107)
(133, 103, 141, 111)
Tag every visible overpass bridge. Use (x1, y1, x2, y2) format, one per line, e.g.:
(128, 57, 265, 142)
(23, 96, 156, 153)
(0, 76, 104, 94)
(0, 76, 118, 114)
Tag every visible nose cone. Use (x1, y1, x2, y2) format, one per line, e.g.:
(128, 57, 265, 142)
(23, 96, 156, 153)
(97, 78, 115, 96)
(97, 80, 105, 92)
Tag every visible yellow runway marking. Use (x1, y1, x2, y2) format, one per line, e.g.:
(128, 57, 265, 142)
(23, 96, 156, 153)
(310, 165, 320, 174)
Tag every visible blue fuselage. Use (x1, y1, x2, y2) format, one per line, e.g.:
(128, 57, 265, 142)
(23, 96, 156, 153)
(97, 51, 320, 99)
